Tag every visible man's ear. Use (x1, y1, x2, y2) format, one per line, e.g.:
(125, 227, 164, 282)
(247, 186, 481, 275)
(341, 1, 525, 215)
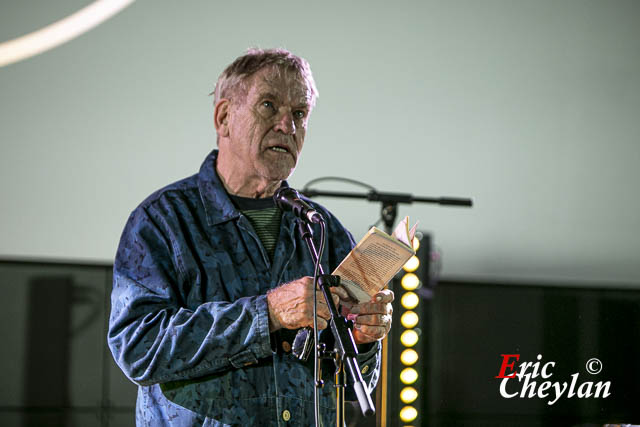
(214, 99, 231, 137)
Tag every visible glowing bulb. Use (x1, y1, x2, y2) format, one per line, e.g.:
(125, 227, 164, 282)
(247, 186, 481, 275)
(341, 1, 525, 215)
(400, 348, 419, 366)
(399, 405, 418, 422)
(401, 273, 420, 290)
(401, 292, 419, 309)
(401, 311, 419, 328)
(400, 367, 418, 384)
(412, 237, 420, 251)
(403, 256, 419, 272)
(400, 330, 419, 347)
(400, 386, 418, 404)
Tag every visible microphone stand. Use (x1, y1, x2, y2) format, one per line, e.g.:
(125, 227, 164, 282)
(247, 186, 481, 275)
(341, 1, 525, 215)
(301, 189, 473, 234)
(300, 187, 473, 426)
(296, 220, 375, 426)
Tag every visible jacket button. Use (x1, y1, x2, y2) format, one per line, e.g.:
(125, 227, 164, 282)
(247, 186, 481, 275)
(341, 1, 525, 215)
(282, 341, 291, 353)
(361, 365, 369, 374)
(282, 409, 291, 421)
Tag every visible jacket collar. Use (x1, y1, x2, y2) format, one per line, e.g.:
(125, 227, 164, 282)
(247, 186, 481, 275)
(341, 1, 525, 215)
(197, 149, 291, 226)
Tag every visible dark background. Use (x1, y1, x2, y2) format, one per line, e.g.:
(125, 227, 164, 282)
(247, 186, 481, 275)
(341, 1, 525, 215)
(421, 280, 640, 426)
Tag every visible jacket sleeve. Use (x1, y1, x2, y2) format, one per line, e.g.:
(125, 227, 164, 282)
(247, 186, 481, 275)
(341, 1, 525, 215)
(108, 207, 272, 386)
(351, 341, 381, 400)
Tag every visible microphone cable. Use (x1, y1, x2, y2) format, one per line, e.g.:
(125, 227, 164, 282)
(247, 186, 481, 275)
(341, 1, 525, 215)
(313, 219, 327, 427)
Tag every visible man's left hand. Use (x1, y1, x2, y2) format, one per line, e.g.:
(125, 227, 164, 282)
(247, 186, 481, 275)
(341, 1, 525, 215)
(344, 289, 394, 345)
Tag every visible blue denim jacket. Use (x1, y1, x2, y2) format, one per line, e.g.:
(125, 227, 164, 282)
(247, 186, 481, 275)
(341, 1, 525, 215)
(108, 150, 380, 426)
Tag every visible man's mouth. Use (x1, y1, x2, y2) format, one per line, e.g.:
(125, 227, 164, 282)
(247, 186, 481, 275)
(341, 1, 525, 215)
(269, 145, 290, 154)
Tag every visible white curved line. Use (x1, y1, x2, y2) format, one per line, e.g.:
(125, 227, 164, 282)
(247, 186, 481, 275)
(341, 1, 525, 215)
(0, 0, 135, 68)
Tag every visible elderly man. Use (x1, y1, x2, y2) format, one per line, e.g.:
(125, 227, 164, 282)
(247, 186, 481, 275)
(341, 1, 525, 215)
(108, 48, 393, 426)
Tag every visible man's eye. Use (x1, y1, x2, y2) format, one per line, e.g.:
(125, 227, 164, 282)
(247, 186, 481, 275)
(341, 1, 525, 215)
(293, 110, 306, 119)
(262, 101, 275, 109)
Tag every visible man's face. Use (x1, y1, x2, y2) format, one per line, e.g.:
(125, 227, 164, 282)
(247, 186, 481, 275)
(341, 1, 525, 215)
(222, 66, 313, 184)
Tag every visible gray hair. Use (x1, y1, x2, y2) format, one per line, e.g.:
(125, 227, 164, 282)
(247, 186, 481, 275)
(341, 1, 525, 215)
(212, 48, 319, 107)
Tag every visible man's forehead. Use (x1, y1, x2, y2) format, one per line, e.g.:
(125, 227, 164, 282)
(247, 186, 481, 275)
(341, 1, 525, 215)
(248, 67, 312, 104)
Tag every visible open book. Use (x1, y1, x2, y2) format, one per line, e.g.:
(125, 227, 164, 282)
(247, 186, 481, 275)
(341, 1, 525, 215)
(334, 216, 419, 303)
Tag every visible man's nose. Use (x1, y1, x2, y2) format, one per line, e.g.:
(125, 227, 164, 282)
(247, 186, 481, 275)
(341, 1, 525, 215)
(274, 110, 295, 135)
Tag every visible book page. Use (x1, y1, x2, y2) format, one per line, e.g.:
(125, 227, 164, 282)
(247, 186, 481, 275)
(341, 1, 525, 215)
(392, 216, 419, 248)
(333, 229, 414, 301)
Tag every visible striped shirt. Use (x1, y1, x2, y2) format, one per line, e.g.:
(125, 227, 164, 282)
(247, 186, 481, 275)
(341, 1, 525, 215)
(229, 194, 282, 260)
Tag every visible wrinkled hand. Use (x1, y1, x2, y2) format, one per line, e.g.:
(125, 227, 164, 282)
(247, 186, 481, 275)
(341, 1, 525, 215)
(343, 289, 394, 345)
(267, 276, 350, 332)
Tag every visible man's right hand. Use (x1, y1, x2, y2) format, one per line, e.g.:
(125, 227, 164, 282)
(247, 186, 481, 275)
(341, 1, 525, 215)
(266, 276, 348, 332)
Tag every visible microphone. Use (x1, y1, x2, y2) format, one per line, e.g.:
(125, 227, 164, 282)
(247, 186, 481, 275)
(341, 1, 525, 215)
(273, 187, 324, 224)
